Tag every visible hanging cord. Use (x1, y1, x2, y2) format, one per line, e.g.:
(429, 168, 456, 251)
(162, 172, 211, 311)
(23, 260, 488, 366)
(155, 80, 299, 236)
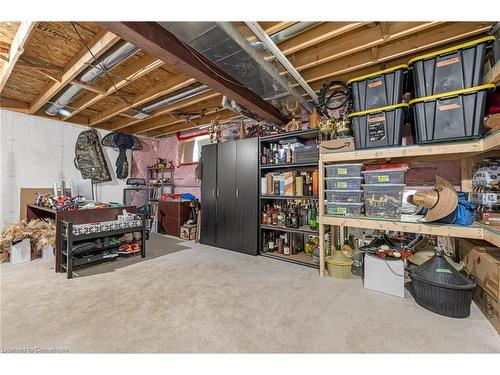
(71, 22, 139, 116)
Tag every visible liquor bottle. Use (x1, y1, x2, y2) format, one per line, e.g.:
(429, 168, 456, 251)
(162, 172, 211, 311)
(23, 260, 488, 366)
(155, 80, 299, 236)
(267, 205, 272, 225)
(284, 206, 291, 228)
(295, 172, 304, 196)
(261, 208, 267, 224)
(312, 170, 319, 197)
(291, 206, 299, 229)
(274, 144, 280, 164)
(271, 206, 277, 226)
(261, 148, 268, 165)
(268, 232, 275, 253)
(309, 202, 318, 230)
(286, 147, 293, 164)
(283, 233, 290, 255)
(261, 232, 268, 253)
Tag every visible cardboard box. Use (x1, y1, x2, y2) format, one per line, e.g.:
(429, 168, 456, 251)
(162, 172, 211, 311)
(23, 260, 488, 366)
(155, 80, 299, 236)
(474, 285, 500, 334)
(266, 173, 274, 196)
(458, 239, 500, 301)
(364, 253, 405, 298)
(320, 138, 355, 154)
(284, 172, 295, 196)
(180, 224, 197, 240)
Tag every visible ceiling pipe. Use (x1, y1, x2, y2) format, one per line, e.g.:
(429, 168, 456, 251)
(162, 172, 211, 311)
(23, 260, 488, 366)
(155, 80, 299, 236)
(216, 22, 313, 113)
(250, 22, 320, 48)
(245, 22, 319, 103)
(44, 40, 139, 116)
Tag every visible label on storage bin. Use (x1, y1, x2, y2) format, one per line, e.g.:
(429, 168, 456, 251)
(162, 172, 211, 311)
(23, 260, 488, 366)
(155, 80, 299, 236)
(368, 120, 386, 142)
(368, 80, 383, 88)
(335, 207, 347, 214)
(436, 57, 460, 67)
(377, 175, 389, 183)
(438, 103, 461, 111)
(337, 168, 347, 175)
(337, 181, 347, 188)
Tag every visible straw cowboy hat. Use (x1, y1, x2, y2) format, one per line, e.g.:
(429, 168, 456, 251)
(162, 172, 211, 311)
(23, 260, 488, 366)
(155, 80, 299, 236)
(407, 175, 458, 222)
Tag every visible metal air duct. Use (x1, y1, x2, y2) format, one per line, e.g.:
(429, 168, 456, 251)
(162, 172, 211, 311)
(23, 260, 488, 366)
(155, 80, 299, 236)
(44, 40, 139, 116)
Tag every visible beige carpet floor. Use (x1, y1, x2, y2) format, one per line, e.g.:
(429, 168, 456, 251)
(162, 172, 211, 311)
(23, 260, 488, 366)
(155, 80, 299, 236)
(1, 234, 499, 353)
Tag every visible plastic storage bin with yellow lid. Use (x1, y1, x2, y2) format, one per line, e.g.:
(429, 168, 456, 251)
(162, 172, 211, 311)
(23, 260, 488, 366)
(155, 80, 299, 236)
(348, 64, 407, 112)
(409, 84, 495, 144)
(349, 103, 408, 149)
(409, 36, 495, 98)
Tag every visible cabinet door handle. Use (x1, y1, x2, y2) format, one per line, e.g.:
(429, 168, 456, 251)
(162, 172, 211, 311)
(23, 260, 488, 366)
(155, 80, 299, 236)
(217, 189, 220, 197)
(212, 188, 215, 196)
(236, 188, 239, 197)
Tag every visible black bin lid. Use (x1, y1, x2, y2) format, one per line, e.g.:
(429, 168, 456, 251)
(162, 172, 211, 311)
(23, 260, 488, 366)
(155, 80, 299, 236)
(409, 248, 476, 290)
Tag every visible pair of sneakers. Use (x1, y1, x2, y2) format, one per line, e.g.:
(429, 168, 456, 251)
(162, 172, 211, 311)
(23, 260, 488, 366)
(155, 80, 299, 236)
(118, 242, 141, 253)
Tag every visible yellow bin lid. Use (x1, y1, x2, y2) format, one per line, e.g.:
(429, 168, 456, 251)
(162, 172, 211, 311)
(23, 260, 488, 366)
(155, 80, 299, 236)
(408, 36, 496, 65)
(408, 84, 496, 105)
(348, 102, 409, 118)
(347, 64, 408, 84)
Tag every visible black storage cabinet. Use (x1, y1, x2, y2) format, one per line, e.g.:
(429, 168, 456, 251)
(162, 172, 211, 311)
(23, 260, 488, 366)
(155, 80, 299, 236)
(348, 64, 407, 112)
(409, 84, 494, 144)
(200, 138, 258, 255)
(409, 36, 495, 98)
(349, 103, 408, 149)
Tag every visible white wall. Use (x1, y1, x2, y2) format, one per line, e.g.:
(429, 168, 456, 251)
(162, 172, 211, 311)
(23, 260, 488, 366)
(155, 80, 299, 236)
(0, 109, 132, 229)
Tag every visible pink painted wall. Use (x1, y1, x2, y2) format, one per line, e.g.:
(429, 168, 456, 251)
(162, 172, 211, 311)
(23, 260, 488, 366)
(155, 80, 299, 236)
(131, 136, 201, 199)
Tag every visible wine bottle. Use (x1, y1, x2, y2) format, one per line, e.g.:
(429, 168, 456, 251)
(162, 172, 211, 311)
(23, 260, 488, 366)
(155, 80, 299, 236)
(310, 202, 318, 230)
(283, 233, 290, 255)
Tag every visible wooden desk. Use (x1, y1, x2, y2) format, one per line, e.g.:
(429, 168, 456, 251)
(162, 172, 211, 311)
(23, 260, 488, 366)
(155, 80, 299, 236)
(26, 204, 136, 272)
(157, 200, 190, 237)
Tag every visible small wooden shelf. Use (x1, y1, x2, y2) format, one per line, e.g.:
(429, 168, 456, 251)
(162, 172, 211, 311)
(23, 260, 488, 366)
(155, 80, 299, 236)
(321, 214, 492, 241)
(321, 131, 500, 163)
(259, 128, 320, 142)
(261, 195, 318, 200)
(260, 161, 318, 170)
(261, 251, 319, 269)
(261, 224, 319, 236)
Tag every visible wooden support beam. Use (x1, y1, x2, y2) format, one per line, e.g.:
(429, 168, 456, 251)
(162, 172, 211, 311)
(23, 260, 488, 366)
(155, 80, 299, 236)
(70, 80, 107, 95)
(63, 55, 164, 120)
(277, 22, 366, 55)
(0, 22, 37, 92)
(288, 21, 444, 71)
(28, 29, 121, 114)
(301, 22, 491, 84)
(379, 22, 391, 41)
(89, 72, 196, 125)
(0, 96, 30, 113)
(97, 22, 288, 124)
(484, 60, 500, 85)
(0, 41, 10, 54)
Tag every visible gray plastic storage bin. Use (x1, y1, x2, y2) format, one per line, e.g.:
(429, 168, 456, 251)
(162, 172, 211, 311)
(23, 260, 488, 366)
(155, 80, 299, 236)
(362, 168, 408, 184)
(325, 202, 364, 216)
(362, 184, 405, 220)
(325, 177, 363, 190)
(325, 190, 363, 203)
(325, 163, 363, 177)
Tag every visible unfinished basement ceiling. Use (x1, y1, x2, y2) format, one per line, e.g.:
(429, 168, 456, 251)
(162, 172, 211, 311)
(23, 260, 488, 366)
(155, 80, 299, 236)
(0, 21, 494, 138)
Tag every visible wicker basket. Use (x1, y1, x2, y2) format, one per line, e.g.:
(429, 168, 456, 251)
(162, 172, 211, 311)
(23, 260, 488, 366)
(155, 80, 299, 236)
(326, 251, 353, 279)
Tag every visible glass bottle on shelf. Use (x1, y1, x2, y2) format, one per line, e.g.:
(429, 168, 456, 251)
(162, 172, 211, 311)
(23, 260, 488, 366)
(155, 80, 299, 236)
(309, 202, 318, 230)
(261, 147, 268, 165)
(261, 232, 268, 253)
(291, 206, 299, 229)
(283, 233, 290, 255)
(268, 232, 275, 253)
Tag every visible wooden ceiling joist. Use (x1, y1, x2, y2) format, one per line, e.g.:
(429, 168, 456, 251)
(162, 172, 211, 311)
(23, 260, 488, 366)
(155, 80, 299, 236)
(62, 55, 164, 120)
(289, 21, 444, 71)
(97, 22, 288, 124)
(101, 91, 220, 132)
(28, 29, 121, 114)
(276, 22, 366, 55)
(89, 72, 196, 125)
(147, 109, 239, 138)
(0, 22, 37, 92)
(301, 22, 492, 84)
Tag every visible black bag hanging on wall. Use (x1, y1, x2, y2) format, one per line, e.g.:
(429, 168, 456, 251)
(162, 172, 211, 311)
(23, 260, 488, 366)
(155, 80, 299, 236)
(101, 133, 142, 179)
(74, 129, 112, 182)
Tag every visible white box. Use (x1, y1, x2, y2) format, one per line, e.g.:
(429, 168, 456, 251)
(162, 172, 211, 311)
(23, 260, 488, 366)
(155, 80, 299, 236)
(42, 245, 54, 260)
(10, 239, 31, 265)
(364, 253, 405, 298)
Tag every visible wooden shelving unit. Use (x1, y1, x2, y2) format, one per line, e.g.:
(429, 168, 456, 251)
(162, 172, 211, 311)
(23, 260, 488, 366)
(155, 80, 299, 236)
(318, 131, 500, 277)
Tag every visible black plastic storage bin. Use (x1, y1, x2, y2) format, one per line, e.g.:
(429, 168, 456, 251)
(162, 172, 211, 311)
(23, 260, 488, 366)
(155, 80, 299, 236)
(348, 65, 407, 112)
(408, 250, 476, 318)
(409, 36, 495, 98)
(410, 84, 495, 144)
(349, 103, 408, 149)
